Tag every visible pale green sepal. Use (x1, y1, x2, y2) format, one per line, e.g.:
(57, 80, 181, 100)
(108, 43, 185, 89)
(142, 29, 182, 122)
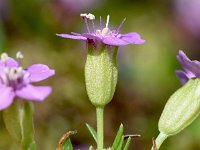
(85, 45, 118, 107)
(123, 137, 131, 150)
(3, 100, 35, 149)
(112, 124, 123, 150)
(159, 79, 200, 136)
(86, 123, 97, 143)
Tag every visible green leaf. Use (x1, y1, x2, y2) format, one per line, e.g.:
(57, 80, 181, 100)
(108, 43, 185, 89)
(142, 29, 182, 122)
(62, 139, 73, 150)
(112, 124, 123, 150)
(123, 137, 131, 150)
(3, 100, 35, 149)
(86, 123, 97, 143)
(117, 135, 124, 150)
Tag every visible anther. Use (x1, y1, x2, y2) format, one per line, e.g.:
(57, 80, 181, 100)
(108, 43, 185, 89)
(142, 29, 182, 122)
(80, 13, 91, 33)
(80, 13, 87, 19)
(1, 53, 9, 63)
(16, 51, 24, 59)
(86, 13, 95, 20)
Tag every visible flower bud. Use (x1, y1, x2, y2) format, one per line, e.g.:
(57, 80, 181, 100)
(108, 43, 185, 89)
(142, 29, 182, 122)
(159, 79, 200, 136)
(85, 44, 118, 107)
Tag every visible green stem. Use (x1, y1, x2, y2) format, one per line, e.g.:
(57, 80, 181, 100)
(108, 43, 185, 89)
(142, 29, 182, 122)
(151, 132, 168, 150)
(96, 107, 104, 150)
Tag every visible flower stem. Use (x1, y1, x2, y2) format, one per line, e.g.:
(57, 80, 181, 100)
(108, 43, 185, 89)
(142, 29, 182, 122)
(96, 107, 104, 150)
(151, 132, 168, 150)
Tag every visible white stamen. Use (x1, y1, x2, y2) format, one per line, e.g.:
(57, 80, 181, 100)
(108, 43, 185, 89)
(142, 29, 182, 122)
(86, 13, 95, 20)
(1, 53, 9, 62)
(16, 51, 24, 59)
(80, 13, 87, 18)
(106, 15, 110, 28)
(9, 67, 23, 80)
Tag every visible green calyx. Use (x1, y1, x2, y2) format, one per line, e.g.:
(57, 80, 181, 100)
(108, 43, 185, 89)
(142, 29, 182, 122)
(85, 44, 118, 107)
(159, 79, 200, 136)
(3, 100, 35, 149)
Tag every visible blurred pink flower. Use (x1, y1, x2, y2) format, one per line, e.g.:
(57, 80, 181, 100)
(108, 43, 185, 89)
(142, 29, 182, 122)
(175, 0, 200, 37)
(0, 52, 55, 110)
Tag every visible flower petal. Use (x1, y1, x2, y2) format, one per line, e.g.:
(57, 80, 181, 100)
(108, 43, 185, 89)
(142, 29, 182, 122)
(120, 32, 145, 44)
(0, 57, 19, 74)
(103, 36, 129, 46)
(27, 64, 55, 82)
(177, 50, 200, 76)
(0, 85, 15, 110)
(16, 84, 52, 101)
(176, 70, 190, 85)
(82, 33, 102, 41)
(6, 57, 19, 67)
(56, 33, 87, 40)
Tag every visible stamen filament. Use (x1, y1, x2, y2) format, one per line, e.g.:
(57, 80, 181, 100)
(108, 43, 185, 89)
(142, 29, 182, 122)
(92, 20, 96, 33)
(84, 18, 91, 33)
(116, 18, 126, 33)
(100, 16, 102, 30)
(105, 15, 110, 28)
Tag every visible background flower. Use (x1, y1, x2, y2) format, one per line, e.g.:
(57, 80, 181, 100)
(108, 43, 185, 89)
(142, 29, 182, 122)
(176, 50, 200, 85)
(0, 52, 55, 110)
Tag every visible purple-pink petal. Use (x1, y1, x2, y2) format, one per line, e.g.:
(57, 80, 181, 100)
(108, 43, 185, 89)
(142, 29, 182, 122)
(82, 33, 102, 41)
(6, 57, 19, 67)
(0, 85, 15, 110)
(56, 34, 87, 40)
(176, 70, 190, 85)
(177, 50, 200, 76)
(120, 32, 145, 44)
(16, 84, 52, 101)
(27, 64, 55, 82)
(103, 36, 129, 46)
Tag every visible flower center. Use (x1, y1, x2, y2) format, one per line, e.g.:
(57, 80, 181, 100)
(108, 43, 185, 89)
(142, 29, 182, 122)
(0, 52, 29, 90)
(81, 13, 112, 37)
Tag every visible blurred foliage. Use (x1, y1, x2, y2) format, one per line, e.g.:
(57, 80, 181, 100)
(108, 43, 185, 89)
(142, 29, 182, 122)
(0, 0, 200, 150)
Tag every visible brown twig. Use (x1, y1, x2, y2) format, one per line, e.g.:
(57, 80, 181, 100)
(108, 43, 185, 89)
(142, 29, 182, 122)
(124, 134, 141, 140)
(56, 130, 77, 150)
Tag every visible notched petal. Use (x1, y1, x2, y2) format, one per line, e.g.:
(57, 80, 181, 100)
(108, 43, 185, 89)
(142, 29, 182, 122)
(120, 32, 145, 44)
(16, 84, 52, 101)
(27, 64, 55, 82)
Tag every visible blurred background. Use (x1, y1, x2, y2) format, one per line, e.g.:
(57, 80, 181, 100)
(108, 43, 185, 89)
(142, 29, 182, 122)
(0, 0, 200, 149)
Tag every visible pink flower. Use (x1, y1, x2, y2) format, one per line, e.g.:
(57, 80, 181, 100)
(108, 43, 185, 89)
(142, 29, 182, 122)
(176, 50, 200, 85)
(0, 52, 55, 110)
(56, 13, 145, 47)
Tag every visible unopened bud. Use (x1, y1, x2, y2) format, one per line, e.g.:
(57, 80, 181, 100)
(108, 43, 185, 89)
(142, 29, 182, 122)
(159, 79, 200, 136)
